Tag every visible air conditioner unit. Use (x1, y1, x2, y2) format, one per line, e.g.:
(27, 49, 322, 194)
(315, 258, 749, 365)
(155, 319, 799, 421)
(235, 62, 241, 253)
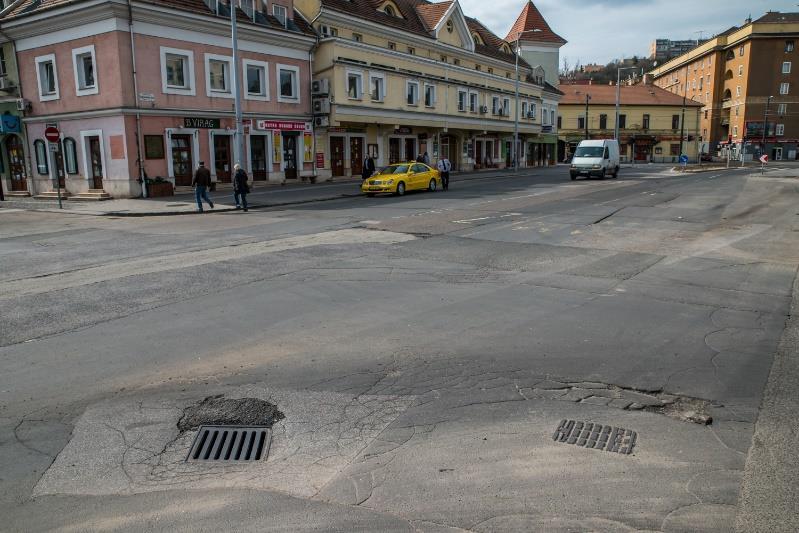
(313, 97, 331, 114)
(15, 98, 31, 112)
(311, 79, 330, 96)
(0, 77, 13, 91)
(479, 105, 488, 114)
(314, 116, 330, 128)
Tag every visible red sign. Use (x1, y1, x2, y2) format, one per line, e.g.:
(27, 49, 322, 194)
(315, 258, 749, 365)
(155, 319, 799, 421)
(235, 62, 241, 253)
(760, 154, 769, 163)
(44, 126, 60, 143)
(257, 120, 308, 131)
(315, 152, 325, 169)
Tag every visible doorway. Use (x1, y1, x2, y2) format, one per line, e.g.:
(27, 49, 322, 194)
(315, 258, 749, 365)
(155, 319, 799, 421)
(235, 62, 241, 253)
(772, 147, 783, 161)
(171, 135, 193, 186)
(350, 137, 364, 176)
(88, 136, 104, 189)
(404, 138, 416, 161)
(283, 133, 298, 179)
(214, 135, 232, 182)
(250, 135, 268, 180)
(6, 136, 26, 191)
(331, 137, 345, 176)
(389, 138, 400, 164)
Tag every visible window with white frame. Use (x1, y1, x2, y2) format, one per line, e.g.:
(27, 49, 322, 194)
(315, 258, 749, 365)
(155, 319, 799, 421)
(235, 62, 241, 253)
(787, 40, 795, 52)
(783, 61, 792, 74)
(739, 45, 744, 56)
(458, 89, 467, 111)
(406, 80, 419, 105)
(542, 106, 547, 124)
(72, 45, 97, 96)
(778, 103, 787, 115)
(370, 73, 385, 101)
(530, 102, 536, 120)
(35, 54, 59, 101)
(0, 48, 6, 77)
(492, 96, 500, 114)
(469, 92, 478, 112)
(63, 137, 78, 174)
(243, 59, 269, 100)
(346, 70, 363, 99)
(272, 3, 287, 27)
(550, 110, 555, 126)
(776, 123, 785, 136)
(160, 47, 195, 95)
(277, 64, 299, 102)
(502, 97, 510, 116)
(34, 140, 48, 174)
(733, 125, 738, 136)
(424, 84, 436, 107)
(205, 54, 232, 96)
(521, 101, 527, 117)
(780, 82, 790, 94)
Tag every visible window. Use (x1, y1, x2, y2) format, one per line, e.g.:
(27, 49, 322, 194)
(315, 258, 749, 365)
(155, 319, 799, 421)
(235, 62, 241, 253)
(352, 33, 362, 43)
(72, 45, 97, 96)
(670, 144, 680, 156)
(778, 103, 787, 115)
(739, 45, 744, 56)
(599, 114, 607, 129)
(347, 70, 363, 99)
(529, 102, 536, 119)
(160, 47, 195, 95)
(370, 74, 385, 101)
(618, 114, 626, 129)
(783, 61, 792, 74)
(440, 55, 447, 63)
(277, 64, 299, 102)
(704, 110, 708, 119)
(34, 140, 48, 175)
(502, 97, 510, 116)
(738, 65, 743, 76)
(407, 47, 415, 55)
(329, 27, 338, 36)
(735, 105, 739, 116)
(243, 59, 269, 100)
(457, 89, 467, 112)
(487, 67, 493, 75)
(521, 101, 527, 117)
(272, 4, 287, 27)
(776, 124, 785, 136)
(0, 48, 6, 76)
(469, 92, 478, 112)
(35, 54, 59, 101)
(492, 96, 500, 114)
(63, 137, 79, 173)
(642, 114, 650, 129)
(475, 64, 481, 71)
(143, 135, 164, 160)
(406, 80, 419, 105)
(577, 116, 585, 129)
(384, 5, 395, 16)
(736, 86, 741, 96)
(388, 42, 396, 51)
(424, 84, 436, 107)
(205, 54, 232, 96)
(557, 115, 562, 129)
(780, 82, 790, 95)
(786, 40, 795, 52)
(446, 20, 453, 33)
(453, 58, 460, 66)
(541, 106, 547, 124)
(733, 125, 738, 137)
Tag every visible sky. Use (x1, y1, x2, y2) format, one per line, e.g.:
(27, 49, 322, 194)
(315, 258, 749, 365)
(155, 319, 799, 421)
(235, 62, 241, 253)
(459, 0, 799, 67)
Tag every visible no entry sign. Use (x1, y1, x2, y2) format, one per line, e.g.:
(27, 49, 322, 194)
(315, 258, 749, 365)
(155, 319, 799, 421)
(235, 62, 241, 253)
(44, 126, 60, 143)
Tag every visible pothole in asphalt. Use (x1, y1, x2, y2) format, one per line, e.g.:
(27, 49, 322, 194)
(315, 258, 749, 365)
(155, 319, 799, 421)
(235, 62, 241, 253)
(177, 394, 284, 432)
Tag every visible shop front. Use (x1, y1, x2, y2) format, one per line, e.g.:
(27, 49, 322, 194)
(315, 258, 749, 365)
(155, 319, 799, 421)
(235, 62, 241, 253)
(0, 110, 28, 196)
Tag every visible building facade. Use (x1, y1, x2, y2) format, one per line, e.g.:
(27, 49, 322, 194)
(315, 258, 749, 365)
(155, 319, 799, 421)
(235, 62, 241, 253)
(650, 39, 701, 62)
(0, 29, 28, 198)
(294, 0, 562, 178)
(557, 82, 702, 163)
(3, 0, 315, 198)
(650, 12, 799, 161)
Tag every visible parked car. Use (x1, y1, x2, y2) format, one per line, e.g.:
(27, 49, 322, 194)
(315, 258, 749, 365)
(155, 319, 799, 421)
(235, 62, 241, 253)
(361, 163, 441, 196)
(569, 139, 620, 180)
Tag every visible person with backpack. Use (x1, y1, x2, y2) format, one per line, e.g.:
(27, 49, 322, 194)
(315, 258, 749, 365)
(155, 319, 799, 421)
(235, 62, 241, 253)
(233, 163, 250, 212)
(362, 154, 376, 180)
(436, 157, 451, 191)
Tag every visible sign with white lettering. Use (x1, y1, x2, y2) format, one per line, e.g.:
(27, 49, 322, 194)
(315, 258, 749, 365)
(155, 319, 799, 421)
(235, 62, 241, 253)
(184, 117, 220, 129)
(257, 120, 310, 131)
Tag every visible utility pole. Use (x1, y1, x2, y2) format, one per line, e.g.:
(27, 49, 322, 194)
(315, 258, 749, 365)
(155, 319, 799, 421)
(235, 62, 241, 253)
(761, 95, 773, 164)
(230, 1, 244, 169)
(584, 93, 591, 140)
(513, 39, 520, 173)
(678, 93, 686, 159)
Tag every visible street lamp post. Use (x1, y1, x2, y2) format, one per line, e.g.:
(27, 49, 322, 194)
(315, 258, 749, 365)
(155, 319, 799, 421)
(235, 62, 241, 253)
(230, 2, 244, 169)
(614, 66, 638, 141)
(678, 93, 686, 159)
(762, 95, 773, 157)
(514, 40, 520, 173)
(584, 93, 591, 140)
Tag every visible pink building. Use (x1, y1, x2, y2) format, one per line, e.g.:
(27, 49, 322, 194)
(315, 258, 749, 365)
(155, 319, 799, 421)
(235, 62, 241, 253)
(3, 0, 316, 198)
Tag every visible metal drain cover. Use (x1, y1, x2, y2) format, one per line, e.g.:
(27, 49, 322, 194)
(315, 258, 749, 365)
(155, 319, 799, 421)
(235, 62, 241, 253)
(186, 425, 272, 462)
(553, 420, 636, 454)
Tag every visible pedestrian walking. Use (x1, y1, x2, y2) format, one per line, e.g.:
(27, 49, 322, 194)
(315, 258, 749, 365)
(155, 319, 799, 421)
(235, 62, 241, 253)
(233, 163, 250, 212)
(192, 161, 214, 212)
(416, 154, 424, 163)
(362, 154, 376, 180)
(436, 157, 451, 190)
(422, 152, 430, 165)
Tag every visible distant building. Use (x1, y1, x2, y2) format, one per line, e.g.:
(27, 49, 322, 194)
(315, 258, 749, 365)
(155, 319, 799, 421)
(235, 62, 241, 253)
(582, 63, 604, 74)
(650, 39, 701, 62)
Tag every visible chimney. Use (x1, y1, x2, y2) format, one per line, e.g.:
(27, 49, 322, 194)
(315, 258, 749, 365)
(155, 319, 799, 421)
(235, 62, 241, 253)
(643, 73, 653, 85)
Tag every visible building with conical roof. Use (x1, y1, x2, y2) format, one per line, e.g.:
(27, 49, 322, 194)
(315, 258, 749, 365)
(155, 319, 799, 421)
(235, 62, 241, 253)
(505, 1, 566, 87)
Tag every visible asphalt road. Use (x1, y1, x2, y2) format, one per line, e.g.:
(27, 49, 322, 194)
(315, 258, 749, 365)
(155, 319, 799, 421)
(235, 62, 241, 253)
(1, 163, 797, 532)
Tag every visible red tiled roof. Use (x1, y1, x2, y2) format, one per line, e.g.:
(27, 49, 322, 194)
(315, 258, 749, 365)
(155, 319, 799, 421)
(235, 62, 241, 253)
(558, 83, 703, 106)
(504, 0, 565, 45)
(415, 1, 451, 31)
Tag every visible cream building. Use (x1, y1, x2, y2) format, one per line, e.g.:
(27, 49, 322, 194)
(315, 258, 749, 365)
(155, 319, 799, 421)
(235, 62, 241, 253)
(295, 0, 563, 178)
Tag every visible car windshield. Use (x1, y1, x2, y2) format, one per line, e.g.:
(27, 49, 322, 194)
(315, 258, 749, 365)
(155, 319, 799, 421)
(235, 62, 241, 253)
(380, 165, 410, 174)
(574, 146, 605, 158)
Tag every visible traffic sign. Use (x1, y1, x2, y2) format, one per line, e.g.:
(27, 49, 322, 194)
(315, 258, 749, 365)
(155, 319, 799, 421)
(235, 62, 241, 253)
(759, 154, 769, 164)
(44, 126, 60, 143)
(679, 154, 689, 164)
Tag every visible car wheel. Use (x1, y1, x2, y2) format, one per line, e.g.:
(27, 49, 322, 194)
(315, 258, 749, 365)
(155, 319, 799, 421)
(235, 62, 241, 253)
(599, 169, 606, 179)
(428, 179, 437, 192)
(396, 181, 406, 196)
(612, 166, 619, 178)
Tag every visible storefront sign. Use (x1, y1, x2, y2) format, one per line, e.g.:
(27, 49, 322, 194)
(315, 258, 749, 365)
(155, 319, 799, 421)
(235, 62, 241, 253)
(303, 133, 313, 162)
(184, 117, 220, 129)
(257, 120, 311, 131)
(394, 127, 412, 135)
(273, 133, 282, 164)
(0, 114, 21, 133)
(316, 152, 325, 168)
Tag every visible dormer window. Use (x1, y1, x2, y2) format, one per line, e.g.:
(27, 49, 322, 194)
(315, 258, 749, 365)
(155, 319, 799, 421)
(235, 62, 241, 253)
(384, 5, 395, 17)
(500, 44, 511, 54)
(472, 33, 483, 45)
(446, 20, 453, 33)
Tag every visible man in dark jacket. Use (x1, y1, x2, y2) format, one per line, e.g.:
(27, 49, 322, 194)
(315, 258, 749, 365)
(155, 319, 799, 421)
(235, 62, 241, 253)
(362, 155, 376, 180)
(192, 161, 214, 212)
(233, 163, 249, 212)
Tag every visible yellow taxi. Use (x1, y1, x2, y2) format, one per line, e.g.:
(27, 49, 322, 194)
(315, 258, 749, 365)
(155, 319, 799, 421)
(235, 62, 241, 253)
(361, 162, 441, 196)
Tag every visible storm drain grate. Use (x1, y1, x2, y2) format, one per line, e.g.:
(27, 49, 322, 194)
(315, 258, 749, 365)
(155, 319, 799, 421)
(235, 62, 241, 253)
(553, 420, 636, 454)
(186, 425, 272, 462)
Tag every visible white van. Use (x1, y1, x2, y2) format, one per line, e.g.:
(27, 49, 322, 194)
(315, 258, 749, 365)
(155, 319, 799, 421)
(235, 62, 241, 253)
(569, 139, 620, 180)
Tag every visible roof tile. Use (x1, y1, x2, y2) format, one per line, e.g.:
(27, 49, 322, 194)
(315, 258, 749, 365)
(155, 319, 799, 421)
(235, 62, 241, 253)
(559, 83, 703, 107)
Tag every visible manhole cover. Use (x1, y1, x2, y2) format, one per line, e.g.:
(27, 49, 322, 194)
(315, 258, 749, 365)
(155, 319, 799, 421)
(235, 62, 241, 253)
(186, 425, 272, 462)
(553, 420, 636, 454)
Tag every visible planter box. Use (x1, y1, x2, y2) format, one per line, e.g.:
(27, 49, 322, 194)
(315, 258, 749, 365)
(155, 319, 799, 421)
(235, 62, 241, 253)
(147, 182, 174, 197)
